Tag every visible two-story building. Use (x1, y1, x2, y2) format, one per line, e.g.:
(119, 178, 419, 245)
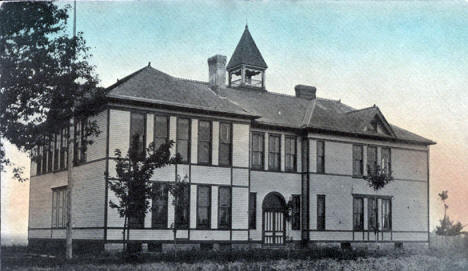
(28, 25, 435, 252)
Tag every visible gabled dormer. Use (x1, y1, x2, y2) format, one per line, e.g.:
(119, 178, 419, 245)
(227, 25, 268, 90)
(346, 106, 396, 137)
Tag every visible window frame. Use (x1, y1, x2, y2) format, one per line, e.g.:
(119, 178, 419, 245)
(291, 194, 301, 230)
(251, 132, 265, 170)
(268, 134, 281, 171)
(151, 182, 168, 229)
(317, 194, 326, 231)
(367, 145, 378, 175)
(176, 117, 191, 164)
(285, 136, 297, 172)
(218, 122, 232, 166)
(353, 197, 364, 231)
(197, 120, 212, 165)
(218, 186, 232, 230)
(249, 192, 256, 230)
(352, 144, 364, 177)
(51, 186, 68, 229)
(316, 140, 325, 173)
(153, 115, 169, 151)
(197, 185, 211, 229)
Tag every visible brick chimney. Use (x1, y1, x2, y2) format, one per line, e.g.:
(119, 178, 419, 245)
(208, 55, 227, 89)
(295, 85, 316, 100)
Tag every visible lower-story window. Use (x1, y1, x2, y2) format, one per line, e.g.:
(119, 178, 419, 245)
(368, 197, 378, 231)
(218, 186, 231, 229)
(197, 186, 211, 229)
(382, 199, 392, 230)
(152, 183, 168, 229)
(175, 184, 190, 229)
(317, 195, 326, 231)
(249, 192, 256, 229)
(353, 197, 364, 230)
(51, 187, 68, 228)
(291, 195, 301, 230)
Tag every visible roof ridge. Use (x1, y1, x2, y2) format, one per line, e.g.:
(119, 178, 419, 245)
(175, 77, 209, 85)
(345, 105, 378, 114)
(106, 65, 150, 90)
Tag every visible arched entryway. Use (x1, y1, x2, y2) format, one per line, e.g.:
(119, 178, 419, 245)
(262, 192, 286, 245)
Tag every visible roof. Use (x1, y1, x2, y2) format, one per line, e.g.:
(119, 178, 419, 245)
(105, 65, 435, 145)
(226, 25, 268, 70)
(106, 66, 257, 118)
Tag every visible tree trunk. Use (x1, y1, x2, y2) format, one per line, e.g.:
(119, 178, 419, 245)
(122, 215, 127, 253)
(66, 119, 74, 260)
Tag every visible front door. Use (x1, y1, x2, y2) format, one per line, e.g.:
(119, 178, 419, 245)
(262, 192, 286, 245)
(263, 210, 285, 245)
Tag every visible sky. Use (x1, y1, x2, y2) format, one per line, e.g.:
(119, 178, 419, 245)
(2, 0, 468, 244)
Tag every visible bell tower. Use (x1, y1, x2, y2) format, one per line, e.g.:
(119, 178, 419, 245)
(227, 25, 268, 90)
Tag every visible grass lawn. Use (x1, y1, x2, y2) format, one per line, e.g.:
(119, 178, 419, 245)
(2, 246, 468, 270)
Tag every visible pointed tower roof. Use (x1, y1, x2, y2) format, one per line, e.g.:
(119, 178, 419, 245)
(227, 25, 268, 70)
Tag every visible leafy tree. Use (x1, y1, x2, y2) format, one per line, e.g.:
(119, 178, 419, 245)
(435, 190, 464, 236)
(108, 136, 180, 254)
(0, 1, 105, 174)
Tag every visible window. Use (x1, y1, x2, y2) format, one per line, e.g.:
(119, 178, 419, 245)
(353, 197, 364, 230)
(268, 134, 280, 171)
(353, 145, 363, 176)
(152, 183, 168, 229)
(175, 184, 189, 229)
(382, 199, 392, 230)
(42, 137, 47, 173)
(130, 113, 146, 160)
(197, 186, 211, 229)
(154, 115, 169, 150)
(285, 136, 296, 172)
(74, 119, 88, 165)
(53, 133, 59, 171)
(198, 120, 211, 164)
(368, 197, 378, 231)
(249, 192, 256, 229)
(60, 127, 68, 170)
(176, 118, 190, 163)
(367, 146, 377, 175)
(219, 123, 232, 166)
(218, 186, 231, 229)
(316, 141, 325, 173)
(317, 195, 326, 231)
(302, 139, 308, 172)
(47, 136, 53, 172)
(251, 133, 264, 169)
(292, 195, 301, 230)
(36, 146, 42, 175)
(51, 187, 68, 228)
(381, 147, 391, 175)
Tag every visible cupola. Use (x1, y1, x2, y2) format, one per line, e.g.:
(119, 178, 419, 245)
(227, 25, 268, 90)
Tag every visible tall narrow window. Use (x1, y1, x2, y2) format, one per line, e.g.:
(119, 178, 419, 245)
(251, 133, 264, 169)
(285, 136, 296, 172)
(53, 133, 59, 171)
(198, 120, 211, 164)
(80, 120, 87, 163)
(368, 197, 378, 231)
(219, 123, 232, 166)
(381, 147, 391, 175)
(47, 136, 53, 172)
(316, 141, 325, 173)
(60, 127, 68, 170)
(154, 115, 169, 150)
(353, 197, 364, 230)
(130, 113, 146, 160)
(51, 187, 67, 228)
(175, 184, 189, 229)
(42, 137, 47, 173)
(249, 192, 256, 229)
(197, 186, 211, 229)
(218, 186, 231, 229)
(152, 183, 168, 229)
(353, 145, 363, 176)
(292, 195, 301, 230)
(37, 146, 42, 175)
(382, 199, 392, 230)
(74, 120, 87, 164)
(302, 139, 308, 172)
(317, 195, 326, 231)
(367, 146, 377, 175)
(176, 118, 190, 163)
(268, 134, 280, 171)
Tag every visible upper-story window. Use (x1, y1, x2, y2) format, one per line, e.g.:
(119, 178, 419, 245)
(301, 139, 308, 172)
(176, 118, 190, 163)
(36, 146, 42, 175)
(42, 137, 47, 173)
(367, 146, 377, 175)
(381, 147, 391, 174)
(219, 123, 232, 166)
(154, 115, 169, 151)
(285, 136, 296, 172)
(251, 132, 264, 169)
(53, 133, 59, 171)
(60, 127, 68, 170)
(268, 134, 280, 171)
(74, 119, 88, 165)
(47, 135, 53, 172)
(353, 145, 363, 176)
(130, 113, 146, 160)
(316, 141, 325, 173)
(198, 120, 212, 165)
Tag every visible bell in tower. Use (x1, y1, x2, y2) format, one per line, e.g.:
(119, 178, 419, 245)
(227, 25, 268, 89)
